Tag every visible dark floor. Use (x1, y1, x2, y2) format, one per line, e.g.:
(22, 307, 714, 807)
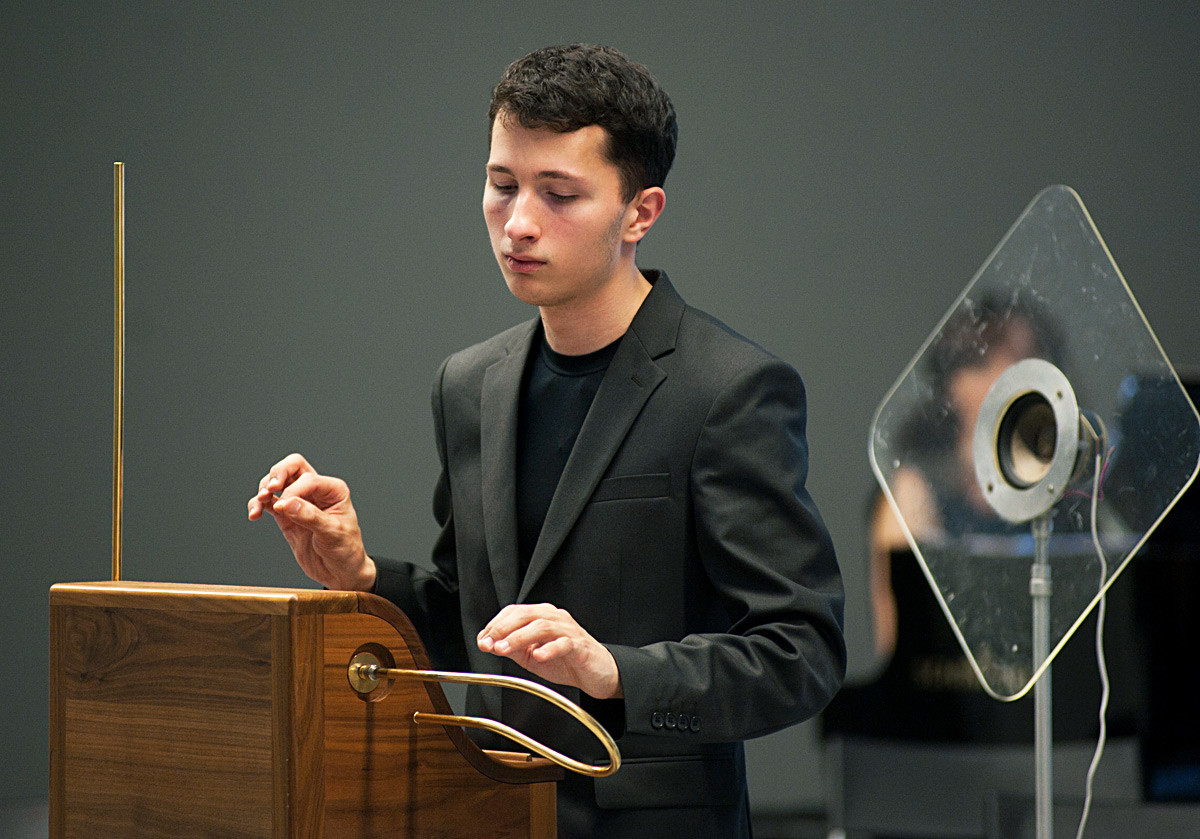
(1, 800, 828, 839)
(754, 811, 830, 838)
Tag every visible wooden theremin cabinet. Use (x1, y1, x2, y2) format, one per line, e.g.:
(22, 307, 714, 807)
(49, 581, 560, 838)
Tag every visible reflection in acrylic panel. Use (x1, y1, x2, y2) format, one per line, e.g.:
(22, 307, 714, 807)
(870, 186, 1200, 699)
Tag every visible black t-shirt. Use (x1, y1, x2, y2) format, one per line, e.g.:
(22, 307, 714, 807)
(516, 326, 621, 578)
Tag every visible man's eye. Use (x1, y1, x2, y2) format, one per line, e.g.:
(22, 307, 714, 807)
(548, 193, 578, 204)
(492, 183, 517, 194)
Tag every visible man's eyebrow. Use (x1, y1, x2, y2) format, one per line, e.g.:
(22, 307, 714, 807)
(487, 164, 583, 183)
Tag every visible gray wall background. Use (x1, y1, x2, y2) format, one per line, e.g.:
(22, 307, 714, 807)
(4, 1, 1197, 812)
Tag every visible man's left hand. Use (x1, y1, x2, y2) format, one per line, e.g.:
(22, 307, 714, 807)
(477, 604, 623, 700)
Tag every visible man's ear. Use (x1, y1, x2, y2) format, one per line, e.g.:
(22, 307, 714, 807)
(623, 187, 666, 244)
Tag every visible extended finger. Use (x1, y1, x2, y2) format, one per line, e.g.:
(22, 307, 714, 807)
(480, 603, 558, 635)
(489, 615, 572, 656)
(477, 604, 553, 649)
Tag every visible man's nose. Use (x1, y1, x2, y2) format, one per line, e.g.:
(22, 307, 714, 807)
(504, 192, 540, 242)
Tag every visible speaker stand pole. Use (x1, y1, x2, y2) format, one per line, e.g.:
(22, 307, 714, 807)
(1031, 512, 1053, 839)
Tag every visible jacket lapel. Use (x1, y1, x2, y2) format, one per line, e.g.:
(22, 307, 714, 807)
(480, 318, 539, 607)
(517, 272, 684, 602)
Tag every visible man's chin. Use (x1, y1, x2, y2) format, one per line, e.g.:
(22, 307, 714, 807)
(503, 273, 558, 308)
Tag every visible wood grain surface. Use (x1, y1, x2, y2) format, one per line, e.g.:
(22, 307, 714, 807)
(49, 582, 559, 838)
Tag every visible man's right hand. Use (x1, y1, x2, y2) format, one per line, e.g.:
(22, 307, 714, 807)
(247, 453, 377, 592)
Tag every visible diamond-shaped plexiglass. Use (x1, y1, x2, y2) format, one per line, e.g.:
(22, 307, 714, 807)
(869, 186, 1200, 699)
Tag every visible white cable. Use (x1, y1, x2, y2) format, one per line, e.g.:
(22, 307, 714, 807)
(1075, 449, 1111, 839)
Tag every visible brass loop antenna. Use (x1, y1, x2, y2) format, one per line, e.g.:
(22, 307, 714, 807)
(348, 651, 620, 778)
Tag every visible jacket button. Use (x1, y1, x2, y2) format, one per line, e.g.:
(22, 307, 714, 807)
(677, 713, 690, 731)
(665, 712, 677, 729)
(689, 716, 701, 733)
(651, 711, 664, 729)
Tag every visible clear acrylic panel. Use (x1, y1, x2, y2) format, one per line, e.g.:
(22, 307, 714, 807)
(870, 185, 1200, 699)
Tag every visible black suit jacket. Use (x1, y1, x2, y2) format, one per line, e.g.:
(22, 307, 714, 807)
(376, 271, 845, 837)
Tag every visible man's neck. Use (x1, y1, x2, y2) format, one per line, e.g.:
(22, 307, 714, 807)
(540, 267, 652, 356)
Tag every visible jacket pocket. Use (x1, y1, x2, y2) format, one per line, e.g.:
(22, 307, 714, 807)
(591, 472, 671, 503)
(593, 754, 741, 809)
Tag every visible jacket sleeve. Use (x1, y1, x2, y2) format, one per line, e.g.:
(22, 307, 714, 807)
(371, 357, 469, 672)
(605, 357, 846, 743)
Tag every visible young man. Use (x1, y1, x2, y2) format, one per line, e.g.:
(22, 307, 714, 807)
(249, 44, 845, 839)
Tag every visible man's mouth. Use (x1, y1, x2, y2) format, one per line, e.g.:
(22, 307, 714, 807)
(505, 254, 545, 273)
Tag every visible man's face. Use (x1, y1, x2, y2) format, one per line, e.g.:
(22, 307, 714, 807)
(483, 116, 637, 310)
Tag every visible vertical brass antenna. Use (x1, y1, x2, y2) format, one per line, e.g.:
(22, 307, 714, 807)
(112, 162, 125, 581)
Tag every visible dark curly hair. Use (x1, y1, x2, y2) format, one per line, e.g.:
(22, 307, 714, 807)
(488, 44, 677, 202)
